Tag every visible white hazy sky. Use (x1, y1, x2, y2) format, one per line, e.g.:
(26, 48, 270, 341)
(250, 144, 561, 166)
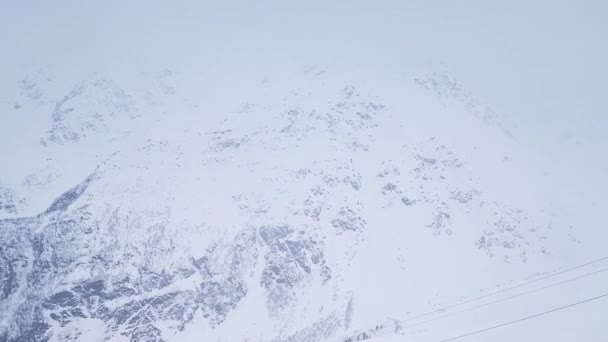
(1, 2, 607, 341)
(2, 0, 607, 148)
(2, 0, 607, 206)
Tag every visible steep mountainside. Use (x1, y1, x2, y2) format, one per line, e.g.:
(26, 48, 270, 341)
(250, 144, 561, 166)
(2, 64, 593, 342)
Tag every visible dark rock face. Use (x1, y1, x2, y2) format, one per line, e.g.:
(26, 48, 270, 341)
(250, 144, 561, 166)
(331, 208, 366, 234)
(45, 172, 97, 213)
(428, 211, 452, 235)
(400, 197, 416, 206)
(259, 225, 331, 311)
(414, 71, 513, 137)
(0, 246, 18, 301)
(41, 78, 139, 146)
(0, 169, 338, 341)
(0, 180, 263, 341)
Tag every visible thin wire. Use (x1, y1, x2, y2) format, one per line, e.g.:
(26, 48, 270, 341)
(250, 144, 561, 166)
(406, 267, 608, 329)
(400, 256, 608, 323)
(341, 257, 608, 342)
(438, 292, 608, 342)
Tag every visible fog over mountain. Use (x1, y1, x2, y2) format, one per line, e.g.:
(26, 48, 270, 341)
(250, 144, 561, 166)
(1, 1, 607, 341)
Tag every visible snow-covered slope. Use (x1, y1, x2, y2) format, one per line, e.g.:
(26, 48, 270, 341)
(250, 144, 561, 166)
(1, 2, 607, 342)
(0, 64, 597, 341)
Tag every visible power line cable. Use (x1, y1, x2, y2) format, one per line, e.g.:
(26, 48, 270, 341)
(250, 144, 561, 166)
(400, 256, 608, 323)
(405, 267, 608, 329)
(438, 292, 608, 342)
(342, 256, 608, 342)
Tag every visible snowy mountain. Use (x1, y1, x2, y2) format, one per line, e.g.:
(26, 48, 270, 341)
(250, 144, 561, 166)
(2, 2, 607, 342)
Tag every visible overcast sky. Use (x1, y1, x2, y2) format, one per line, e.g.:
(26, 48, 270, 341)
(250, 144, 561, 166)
(2, 0, 607, 175)
(1, 2, 607, 340)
